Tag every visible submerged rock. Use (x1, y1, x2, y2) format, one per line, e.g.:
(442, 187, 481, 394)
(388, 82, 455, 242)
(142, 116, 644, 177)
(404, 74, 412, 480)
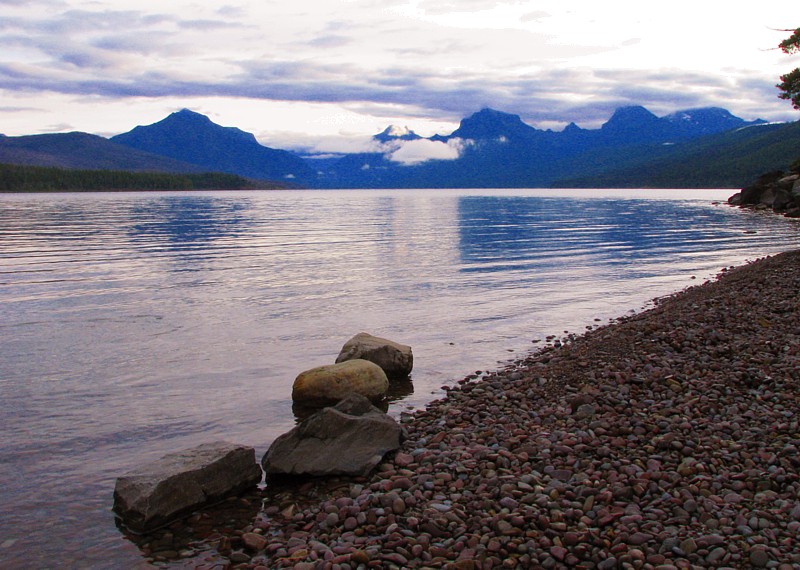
(335, 332, 413, 379)
(113, 441, 262, 533)
(176, 251, 800, 568)
(262, 393, 401, 477)
(292, 359, 389, 407)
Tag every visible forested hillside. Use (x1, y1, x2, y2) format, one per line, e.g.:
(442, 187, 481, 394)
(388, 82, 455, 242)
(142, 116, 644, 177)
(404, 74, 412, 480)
(0, 163, 279, 192)
(553, 121, 800, 188)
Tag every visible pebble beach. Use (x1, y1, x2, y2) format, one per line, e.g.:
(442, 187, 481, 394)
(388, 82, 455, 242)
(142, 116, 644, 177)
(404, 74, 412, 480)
(156, 249, 800, 569)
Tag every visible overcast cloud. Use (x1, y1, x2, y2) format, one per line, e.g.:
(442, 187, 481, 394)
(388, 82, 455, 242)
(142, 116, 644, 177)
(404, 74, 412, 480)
(0, 0, 797, 155)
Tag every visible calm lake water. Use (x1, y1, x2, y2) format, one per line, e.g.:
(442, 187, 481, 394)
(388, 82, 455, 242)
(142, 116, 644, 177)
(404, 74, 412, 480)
(1, 188, 798, 567)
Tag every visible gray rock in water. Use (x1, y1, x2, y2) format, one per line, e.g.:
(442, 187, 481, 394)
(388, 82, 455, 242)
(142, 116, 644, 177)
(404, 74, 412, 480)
(773, 188, 793, 211)
(778, 174, 800, 189)
(791, 178, 800, 199)
(262, 393, 401, 477)
(335, 332, 413, 380)
(113, 441, 262, 533)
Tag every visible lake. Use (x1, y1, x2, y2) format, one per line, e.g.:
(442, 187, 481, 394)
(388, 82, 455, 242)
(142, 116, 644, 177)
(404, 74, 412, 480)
(1, 188, 798, 567)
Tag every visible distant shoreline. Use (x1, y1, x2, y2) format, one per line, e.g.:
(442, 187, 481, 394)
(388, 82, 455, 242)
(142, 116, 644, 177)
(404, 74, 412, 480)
(0, 163, 289, 193)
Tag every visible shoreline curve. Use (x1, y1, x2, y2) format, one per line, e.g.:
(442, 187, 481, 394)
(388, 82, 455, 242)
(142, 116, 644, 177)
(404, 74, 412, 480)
(146, 250, 800, 568)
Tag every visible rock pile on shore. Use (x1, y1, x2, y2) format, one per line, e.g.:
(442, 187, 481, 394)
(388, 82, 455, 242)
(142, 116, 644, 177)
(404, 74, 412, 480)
(728, 163, 800, 216)
(186, 252, 800, 569)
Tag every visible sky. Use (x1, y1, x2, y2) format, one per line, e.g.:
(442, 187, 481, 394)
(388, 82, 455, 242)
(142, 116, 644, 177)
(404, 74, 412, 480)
(1, 0, 798, 156)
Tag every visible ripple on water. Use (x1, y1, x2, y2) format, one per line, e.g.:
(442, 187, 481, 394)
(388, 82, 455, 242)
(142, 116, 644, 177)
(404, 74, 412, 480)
(0, 188, 798, 566)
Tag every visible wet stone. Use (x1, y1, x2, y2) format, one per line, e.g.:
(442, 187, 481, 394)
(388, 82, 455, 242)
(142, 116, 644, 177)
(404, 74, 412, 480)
(183, 251, 800, 570)
(750, 547, 770, 567)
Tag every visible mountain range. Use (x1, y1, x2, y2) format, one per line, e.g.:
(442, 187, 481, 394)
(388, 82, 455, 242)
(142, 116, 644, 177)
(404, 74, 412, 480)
(1, 106, 798, 189)
(110, 110, 315, 183)
(0, 131, 204, 173)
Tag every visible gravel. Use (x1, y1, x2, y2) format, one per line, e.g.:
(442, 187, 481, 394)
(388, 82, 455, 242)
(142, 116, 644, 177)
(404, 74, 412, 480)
(172, 251, 800, 569)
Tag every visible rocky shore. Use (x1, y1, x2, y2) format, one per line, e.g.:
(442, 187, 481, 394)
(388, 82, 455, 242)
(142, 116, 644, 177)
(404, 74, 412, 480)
(728, 163, 800, 216)
(170, 250, 800, 569)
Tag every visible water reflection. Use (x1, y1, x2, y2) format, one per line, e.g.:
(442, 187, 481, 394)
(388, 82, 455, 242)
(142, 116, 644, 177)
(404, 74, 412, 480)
(117, 487, 263, 566)
(387, 376, 415, 401)
(1, 188, 798, 569)
(127, 196, 252, 264)
(457, 195, 758, 275)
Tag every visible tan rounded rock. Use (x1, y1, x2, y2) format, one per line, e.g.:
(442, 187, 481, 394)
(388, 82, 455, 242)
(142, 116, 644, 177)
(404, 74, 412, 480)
(292, 359, 389, 407)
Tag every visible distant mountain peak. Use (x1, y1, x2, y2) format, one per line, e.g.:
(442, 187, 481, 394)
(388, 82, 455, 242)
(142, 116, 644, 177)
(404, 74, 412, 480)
(451, 108, 539, 141)
(662, 107, 764, 136)
(666, 106, 733, 119)
(475, 107, 515, 117)
(122, 109, 259, 146)
(373, 125, 421, 143)
(611, 105, 657, 116)
(168, 108, 214, 124)
(470, 108, 526, 124)
(111, 109, 313, 182)
(602, 106, 660, 130)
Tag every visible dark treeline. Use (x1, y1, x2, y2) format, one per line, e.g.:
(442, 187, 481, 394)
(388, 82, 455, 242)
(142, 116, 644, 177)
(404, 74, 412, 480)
(0, 163, 286, 192)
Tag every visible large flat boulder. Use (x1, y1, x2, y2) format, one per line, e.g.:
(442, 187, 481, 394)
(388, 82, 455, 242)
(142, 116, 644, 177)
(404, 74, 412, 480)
(113, 441, 262, 533)
(335, 332, 413, 380)
(292, 359, 388, 407)
(263, 393, 401, 477)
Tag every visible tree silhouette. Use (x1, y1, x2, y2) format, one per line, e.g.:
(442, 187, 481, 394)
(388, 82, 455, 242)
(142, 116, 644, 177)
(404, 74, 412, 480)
(777, 27, 800, 110)
(0, 163, 274, 192)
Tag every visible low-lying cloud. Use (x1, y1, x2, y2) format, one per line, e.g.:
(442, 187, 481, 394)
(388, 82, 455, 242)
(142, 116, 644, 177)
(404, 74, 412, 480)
(385, 137, 470, 165)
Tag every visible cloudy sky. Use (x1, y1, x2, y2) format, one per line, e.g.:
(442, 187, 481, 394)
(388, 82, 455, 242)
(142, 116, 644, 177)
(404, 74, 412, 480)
(1, 0, 797, 153)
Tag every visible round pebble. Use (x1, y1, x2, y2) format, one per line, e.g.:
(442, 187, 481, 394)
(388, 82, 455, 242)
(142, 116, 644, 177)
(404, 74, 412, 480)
(196, 251, 800, 569)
